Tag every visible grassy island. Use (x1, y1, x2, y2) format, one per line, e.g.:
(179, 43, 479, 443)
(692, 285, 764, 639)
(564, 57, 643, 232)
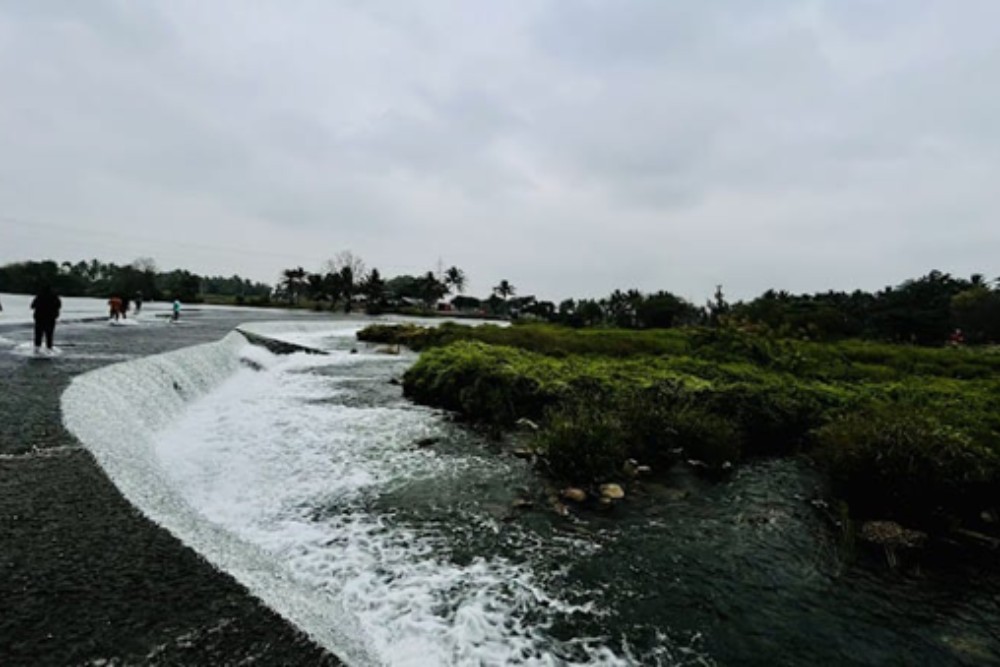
(360, 322, 1000, 543)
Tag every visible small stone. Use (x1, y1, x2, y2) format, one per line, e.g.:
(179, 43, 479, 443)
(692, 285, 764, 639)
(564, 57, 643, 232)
(350, 348, 358, 354)
(388, 377, 401, 386)
(600, 483, 625, 500)
(551, 501, 570, 517)
(981, 509, 998, 524)
(635, 465, 652, 475)
(596, 497, 615, 510)
(414, 437, 440, 448)
(512, 448, 535, 460)
(515, 418, 539, 431)
(860, 521, 927, 549)
(561, 487, 587, 503)
(512, 498, 534, 510)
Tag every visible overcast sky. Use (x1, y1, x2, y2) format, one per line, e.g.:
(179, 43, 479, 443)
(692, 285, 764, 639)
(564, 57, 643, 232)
(2, 1, 998, 302)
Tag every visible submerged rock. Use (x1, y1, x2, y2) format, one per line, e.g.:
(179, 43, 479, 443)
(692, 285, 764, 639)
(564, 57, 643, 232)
(561, 487, 587, 503)
(596, 497, 616, 511)
(515, 418, 539, 432)
(551, 501, 570, 517)
(511, 498, 534, 510)
(860, 521, 927, 549)
(414, 436, 440, 449)
(511, 448, 535, 460)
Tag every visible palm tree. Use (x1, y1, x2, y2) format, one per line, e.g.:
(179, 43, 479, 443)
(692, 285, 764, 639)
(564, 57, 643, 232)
(444, 266, 466, 294)
(493, 279, 515, 301)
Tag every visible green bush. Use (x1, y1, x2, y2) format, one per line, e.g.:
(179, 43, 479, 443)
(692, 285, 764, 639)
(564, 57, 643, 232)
(813, 406, 1000, 526)
(536, 392, 629, 483)
(615, 381, 741, 467)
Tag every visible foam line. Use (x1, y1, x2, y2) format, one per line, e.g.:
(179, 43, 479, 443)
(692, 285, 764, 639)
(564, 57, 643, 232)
(61, 330, 379, 665)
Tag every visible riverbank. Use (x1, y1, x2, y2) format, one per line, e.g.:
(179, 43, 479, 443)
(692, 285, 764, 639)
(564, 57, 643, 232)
(359, 323, 1000, 554)
(0, 308, 341, 665)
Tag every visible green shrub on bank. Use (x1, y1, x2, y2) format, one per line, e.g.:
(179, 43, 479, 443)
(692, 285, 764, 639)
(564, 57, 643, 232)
(536, 382, 741, 482)
(813, 407, 1000, 527)
(359, 322, 690, 357)
(389, 323, 1000, 528)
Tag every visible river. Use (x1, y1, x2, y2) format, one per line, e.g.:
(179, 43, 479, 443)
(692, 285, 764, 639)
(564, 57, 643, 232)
(51, 317, 1000, 665)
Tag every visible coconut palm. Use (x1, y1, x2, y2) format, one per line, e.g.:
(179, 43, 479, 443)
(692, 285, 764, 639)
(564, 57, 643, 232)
(493, 279, 515, 301)
(444, 266, 466, 294)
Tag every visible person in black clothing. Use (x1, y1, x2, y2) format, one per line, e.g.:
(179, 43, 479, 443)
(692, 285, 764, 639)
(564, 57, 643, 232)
(31, 285, 62, 350)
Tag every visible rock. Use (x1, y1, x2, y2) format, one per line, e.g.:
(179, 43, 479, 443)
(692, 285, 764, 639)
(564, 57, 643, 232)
(350, 348, 358, 354)
(599, 483, 625, 500)
(981, 509, 998, 525)
(596, 497, 616, 511)
(561, 487, 587, 503)
(414, 436, 440, 448)
(388, 377, 401, 386)
(551, 501, 570, 517)
(635, 465, 652, 475)
(622, 459, 639, 477)
(511, 498, 534, 510)
(515, 418, 539, 432)
(511, 448, 535, 460)
(375, 345, 400, 355)
(860, 521, 927, 549)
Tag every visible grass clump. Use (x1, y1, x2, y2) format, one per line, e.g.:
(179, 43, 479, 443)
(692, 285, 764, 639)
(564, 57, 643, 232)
(813, 406, 1000, 528)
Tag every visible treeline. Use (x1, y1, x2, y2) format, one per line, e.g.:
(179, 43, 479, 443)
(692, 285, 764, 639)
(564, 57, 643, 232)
(0, 259, 271, 303)
(520, 271, 1000, 346)
(276, 253, 471, 314)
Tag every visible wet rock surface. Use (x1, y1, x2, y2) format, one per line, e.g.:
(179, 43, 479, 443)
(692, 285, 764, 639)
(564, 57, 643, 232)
(0, 309, 341, 666)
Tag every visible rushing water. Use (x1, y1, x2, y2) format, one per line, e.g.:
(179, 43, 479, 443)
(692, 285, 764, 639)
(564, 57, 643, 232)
(63, 322, 1000, 666)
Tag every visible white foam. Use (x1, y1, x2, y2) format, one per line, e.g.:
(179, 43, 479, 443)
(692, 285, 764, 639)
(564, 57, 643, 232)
(151, 346, 619, 666)
(10, 342, 63, 358)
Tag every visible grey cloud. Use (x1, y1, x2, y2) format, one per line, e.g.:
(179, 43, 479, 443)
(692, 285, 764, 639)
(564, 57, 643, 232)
(1, 1, 998, 301)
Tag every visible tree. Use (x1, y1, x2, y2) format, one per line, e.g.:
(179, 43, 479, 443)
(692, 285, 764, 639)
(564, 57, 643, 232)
(419, 271, 448, 308)
(280, 267, 307, 304)
(360, 268, 387, 314)
(707, 284, 730, 327)
(493, 279, 515, 301)
(444, 266, 467, 294)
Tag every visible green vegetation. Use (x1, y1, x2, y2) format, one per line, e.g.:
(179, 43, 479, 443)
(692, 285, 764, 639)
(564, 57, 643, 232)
(362, 322, 1000, 536)
(0, 258, 271, 302)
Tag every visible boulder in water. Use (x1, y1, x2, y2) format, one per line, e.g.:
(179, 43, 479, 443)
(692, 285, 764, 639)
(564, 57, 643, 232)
(600, 483, 625, 500)
(561, 487, 587, 503)
(511, 448, 535, 460)
(414, 436, 440, 448)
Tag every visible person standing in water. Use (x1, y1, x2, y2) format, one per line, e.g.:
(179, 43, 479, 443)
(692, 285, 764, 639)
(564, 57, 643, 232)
(172, 299, 181, 322)
(31, 285, 62, 351)
(108, 295, 123, 321)
(134, 291, 143, 315)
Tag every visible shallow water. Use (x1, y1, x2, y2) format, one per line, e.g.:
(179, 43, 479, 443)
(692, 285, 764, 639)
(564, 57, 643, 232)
(66, 322, 1000, 666)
